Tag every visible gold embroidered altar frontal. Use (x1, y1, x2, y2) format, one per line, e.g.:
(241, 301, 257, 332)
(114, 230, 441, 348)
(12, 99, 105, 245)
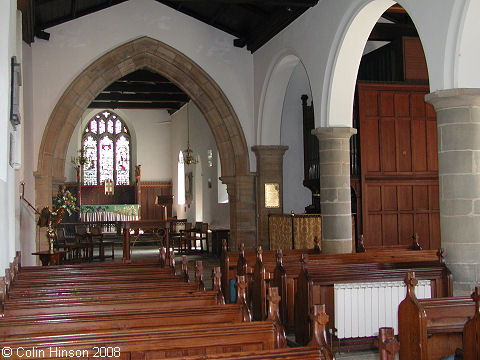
(268, 214, 322, 250)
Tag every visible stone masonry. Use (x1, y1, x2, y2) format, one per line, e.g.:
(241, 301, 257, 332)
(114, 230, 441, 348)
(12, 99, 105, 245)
(252, 145, 288, 249)
(426, 88, 480, 295)
(313, 127, 357, 254)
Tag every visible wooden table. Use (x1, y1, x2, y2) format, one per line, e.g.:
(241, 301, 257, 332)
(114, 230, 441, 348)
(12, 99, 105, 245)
(122, 220, 170, 263)
(32, 251, 66, 266)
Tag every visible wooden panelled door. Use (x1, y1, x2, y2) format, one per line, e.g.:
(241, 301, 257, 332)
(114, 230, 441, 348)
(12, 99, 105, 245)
(358, 83, 440, 249)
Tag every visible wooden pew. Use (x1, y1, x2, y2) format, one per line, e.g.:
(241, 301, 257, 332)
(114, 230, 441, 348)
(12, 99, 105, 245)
(295, 256, 452, 347)
(254, 246, 449, 331)
(167, 305, 334, 360)
(399, 272, 476, 360)
(0, 293, 333, 360)
(463, 287, 480, 360)
(0, 281, 280, 360)
(220, 239, 321, 304)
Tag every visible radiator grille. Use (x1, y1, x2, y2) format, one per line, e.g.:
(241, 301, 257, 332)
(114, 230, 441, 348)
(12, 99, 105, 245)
(334, 280, 431, 338)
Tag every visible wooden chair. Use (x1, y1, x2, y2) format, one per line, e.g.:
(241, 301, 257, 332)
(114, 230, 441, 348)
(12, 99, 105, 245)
(180, 222, 193, 253)
(170, 220, 187, 253)
(54, 228, 82, 262)
(91, 226, 114, 261)
(74, 225, 93, 262)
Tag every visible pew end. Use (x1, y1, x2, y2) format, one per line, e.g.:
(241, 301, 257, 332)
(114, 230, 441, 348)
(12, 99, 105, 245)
(307, 304, 335, 360)
(236, 275, 251, 322)
(377, 327, 399, 360)
(463, 286, 480, 360)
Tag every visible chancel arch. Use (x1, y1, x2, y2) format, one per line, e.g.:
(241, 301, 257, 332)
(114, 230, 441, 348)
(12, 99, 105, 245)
(35, 36, 254, 251)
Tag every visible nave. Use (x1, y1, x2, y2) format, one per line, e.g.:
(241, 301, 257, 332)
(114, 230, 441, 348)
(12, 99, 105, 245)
(2, 241, 479, 360)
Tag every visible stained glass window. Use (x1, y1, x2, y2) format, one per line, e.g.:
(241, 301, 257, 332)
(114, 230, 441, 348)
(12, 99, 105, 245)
(116, 136, 130, 185)
(82, 111, 131, 185)
(83, 136, 98, 185)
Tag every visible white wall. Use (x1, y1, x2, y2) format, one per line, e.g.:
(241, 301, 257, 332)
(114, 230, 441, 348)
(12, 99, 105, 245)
(281, 63, 312, 214)
(0, 4, 22, 270)
(65, 108, 172, 183)
(30, 0, 255, 180)
(254, 0, 465, 132)
(171, 102, 229, 227)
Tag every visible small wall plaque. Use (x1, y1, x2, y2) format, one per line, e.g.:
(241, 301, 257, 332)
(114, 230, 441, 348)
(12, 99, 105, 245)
(10, 56, 21, 127)
(265, 183, 280, 208)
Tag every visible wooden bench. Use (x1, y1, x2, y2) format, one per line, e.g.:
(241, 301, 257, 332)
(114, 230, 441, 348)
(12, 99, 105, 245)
(398, 272, 478, 360)
(220, 239, 321, 304)
(294, 255, 452, 347)
(250, 245, 448, 330)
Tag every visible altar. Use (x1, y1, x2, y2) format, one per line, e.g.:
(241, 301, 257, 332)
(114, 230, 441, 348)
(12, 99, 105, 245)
(80, 204, 140, 222)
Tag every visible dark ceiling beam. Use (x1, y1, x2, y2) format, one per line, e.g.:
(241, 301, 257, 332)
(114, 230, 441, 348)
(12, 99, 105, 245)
(158, 1, 244, 39)
(89, 101, 184, 110)
(385, 4, 407, 14)
(37, 0, 128, 30)
(368, 22, 418, 41)
(18, 0, 35, 44)
(95, 93, 190, 102)
(159, 0, 316, 6)
(71, 0, 77, 18)
(246, 4, 315, 52)
(104, 82, 184, 94)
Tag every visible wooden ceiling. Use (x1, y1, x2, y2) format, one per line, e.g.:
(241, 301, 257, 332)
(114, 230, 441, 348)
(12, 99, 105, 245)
(89, 69, 190, 112)
(17, 1, 417, 111)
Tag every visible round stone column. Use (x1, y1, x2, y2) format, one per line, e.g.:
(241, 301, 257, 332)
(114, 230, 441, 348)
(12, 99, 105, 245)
(426, 88, 480, 294)
(312, 127, 357, 254)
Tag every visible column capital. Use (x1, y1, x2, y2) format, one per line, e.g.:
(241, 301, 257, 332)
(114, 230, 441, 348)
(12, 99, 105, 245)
(251, 145, 289, 156)
(426, 88, 480, 110)
(312, 127, 357, 140)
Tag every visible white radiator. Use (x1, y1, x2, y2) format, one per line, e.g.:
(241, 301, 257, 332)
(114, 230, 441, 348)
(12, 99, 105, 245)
(334, 280, 431, 338)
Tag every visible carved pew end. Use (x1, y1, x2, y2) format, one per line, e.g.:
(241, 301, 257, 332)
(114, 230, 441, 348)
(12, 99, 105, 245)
(376, 327, 400, 360)
(236, 275, 251, 322)
(195, 260, 205, 291)
(181, 255, 189, 283)
(212, 266, 225, 305)
(307, 304, 335, 360)
(159, 247, 167, 267)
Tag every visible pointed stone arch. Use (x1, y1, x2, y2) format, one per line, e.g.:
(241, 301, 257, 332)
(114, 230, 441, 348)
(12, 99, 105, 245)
(35, 36, 255, 250)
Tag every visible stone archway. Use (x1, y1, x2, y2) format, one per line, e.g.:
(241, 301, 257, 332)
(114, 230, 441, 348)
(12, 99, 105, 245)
(35, 36, 255, 250)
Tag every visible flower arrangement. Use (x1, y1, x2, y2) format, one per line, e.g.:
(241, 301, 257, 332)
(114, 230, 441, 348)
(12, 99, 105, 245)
(53, 185, 79, 216)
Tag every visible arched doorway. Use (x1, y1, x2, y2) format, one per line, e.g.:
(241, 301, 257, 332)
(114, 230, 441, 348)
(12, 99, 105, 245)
(35, 36, 255, 251)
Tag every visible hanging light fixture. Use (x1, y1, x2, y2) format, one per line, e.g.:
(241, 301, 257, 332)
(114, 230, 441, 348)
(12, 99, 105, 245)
(183, 104, 198, 165)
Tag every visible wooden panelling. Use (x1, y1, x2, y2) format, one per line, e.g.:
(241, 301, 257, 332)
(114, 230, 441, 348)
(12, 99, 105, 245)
(380, 92, 394, 116)
(358, 83, 439, 249)
(412, 119, 427, 171)
(397, 118, 412, 172)
(364, 119, 380, 172)
(398, 214, 414, 245)
(380, 118, 396, 172)
(413, 185, 429, 210)
(364, 90, 379, 116)
(398, 186, 413, 211)
(426, 119, 438, 171)
(403, 37, 429, 81)
(382, 186, 397, 211)
(368, 215, 382, 247)
(367, 185, 382, 211)
(139, 183, 173, 220)
(394, 92, 410, 117)
(382, 214, 398, 245)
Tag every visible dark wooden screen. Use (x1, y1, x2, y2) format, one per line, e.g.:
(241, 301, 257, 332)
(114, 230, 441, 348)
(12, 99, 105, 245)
(358, 83, 439, 249)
